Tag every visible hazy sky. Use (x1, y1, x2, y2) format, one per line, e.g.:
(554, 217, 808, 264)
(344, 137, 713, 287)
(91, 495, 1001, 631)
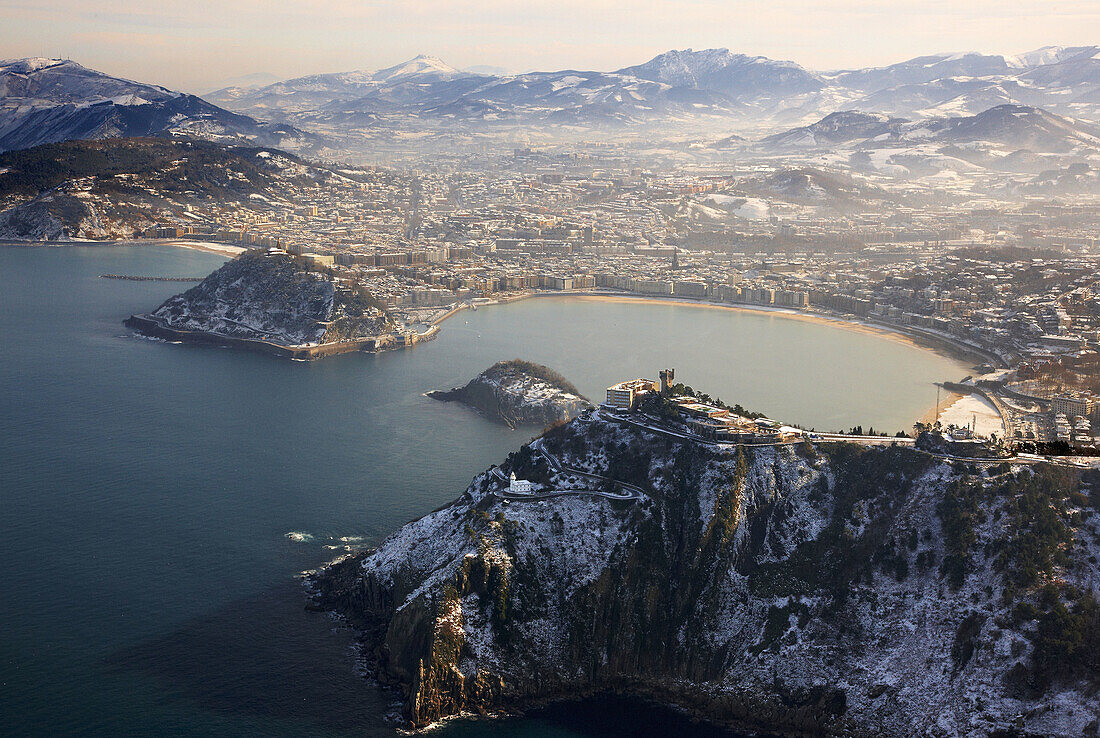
(2, 0, 1097, 91)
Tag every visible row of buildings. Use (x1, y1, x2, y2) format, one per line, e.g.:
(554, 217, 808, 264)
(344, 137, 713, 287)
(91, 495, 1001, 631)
(604, 373, 793, 444)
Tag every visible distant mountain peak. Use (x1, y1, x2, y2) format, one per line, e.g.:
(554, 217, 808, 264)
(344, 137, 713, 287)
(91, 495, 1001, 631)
(0, 57, 320, 154)
(1006, 45, 1098, 68)
(618, 48, 823, 100)
(372, 54, 460, 81)
(0, 56, 177, 102)
(0, 57, 74, 74)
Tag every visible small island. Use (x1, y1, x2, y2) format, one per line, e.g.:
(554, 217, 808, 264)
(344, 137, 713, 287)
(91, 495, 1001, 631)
(125, 250, 424, 359)
(427, 360, 590, 428)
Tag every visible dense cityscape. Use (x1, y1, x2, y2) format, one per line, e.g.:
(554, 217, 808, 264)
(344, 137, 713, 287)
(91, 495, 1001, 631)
(123, 144, 1100, 449)
(3, 12, 1100, 736)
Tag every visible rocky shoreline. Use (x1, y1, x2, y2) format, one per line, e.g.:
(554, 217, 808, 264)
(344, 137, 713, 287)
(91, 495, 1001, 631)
(124, 250, 442, 359)
(309, 547, 844, 736)
(308, 410, 1100, 736)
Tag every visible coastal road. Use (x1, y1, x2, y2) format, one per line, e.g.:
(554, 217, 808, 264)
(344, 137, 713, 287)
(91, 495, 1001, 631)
(489, 440, 645, 503)
(490, 411, 1091, 509)
(598, 407, 915, 449)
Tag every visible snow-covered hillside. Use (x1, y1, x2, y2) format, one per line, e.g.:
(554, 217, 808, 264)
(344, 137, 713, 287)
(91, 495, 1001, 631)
(312, 411, 1100, 735)
(0, 58, 319, 153)
(148, 251, 390, 346)
(428, 360, 590, 428)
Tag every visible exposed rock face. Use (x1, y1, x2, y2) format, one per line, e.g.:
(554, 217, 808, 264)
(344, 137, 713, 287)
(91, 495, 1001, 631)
(428, 360, 590, 428)
(146, 251, 390, 346)
(311, 412, 1100, 736)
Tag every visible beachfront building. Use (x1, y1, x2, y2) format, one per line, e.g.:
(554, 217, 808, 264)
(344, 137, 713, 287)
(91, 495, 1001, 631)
(1051, 393, 1094, 421)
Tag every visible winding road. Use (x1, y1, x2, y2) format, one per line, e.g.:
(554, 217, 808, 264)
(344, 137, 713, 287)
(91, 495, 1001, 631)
(490, 438, 645, 503)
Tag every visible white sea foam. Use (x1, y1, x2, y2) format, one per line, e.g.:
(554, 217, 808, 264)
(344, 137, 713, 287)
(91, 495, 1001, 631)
(285, 531, 314, 543)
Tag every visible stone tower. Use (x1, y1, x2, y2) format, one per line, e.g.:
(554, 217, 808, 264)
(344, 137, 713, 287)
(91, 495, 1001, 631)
(659, 368, 675, 393)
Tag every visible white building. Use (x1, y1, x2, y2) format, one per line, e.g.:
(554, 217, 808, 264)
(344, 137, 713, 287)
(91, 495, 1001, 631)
(509, 472, 534, 494)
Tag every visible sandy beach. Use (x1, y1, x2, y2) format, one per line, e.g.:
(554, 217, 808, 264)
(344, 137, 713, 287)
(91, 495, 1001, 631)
(938, 393, 1006, 437)
(159, 239, 246, 256)
(451, 291, 968, 359)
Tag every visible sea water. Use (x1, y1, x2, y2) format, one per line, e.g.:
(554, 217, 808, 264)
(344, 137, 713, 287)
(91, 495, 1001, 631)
(0, 244, 968, 735)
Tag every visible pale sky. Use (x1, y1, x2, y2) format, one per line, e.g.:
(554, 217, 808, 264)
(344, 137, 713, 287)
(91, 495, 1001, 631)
(2, 0, 1097, 92)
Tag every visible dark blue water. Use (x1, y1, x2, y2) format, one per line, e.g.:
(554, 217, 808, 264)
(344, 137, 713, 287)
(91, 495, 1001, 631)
(0, 244, 965, 736)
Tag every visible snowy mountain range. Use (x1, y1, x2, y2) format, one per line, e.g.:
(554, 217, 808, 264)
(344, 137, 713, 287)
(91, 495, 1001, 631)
(206, 46, 1100, 130)
(1, 47, 1098, 155)
(0, 58, 321, 154)
(762, 105, 1100, 153)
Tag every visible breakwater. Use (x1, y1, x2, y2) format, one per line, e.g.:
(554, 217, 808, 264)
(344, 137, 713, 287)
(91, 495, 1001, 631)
(101, 274, 204, 282)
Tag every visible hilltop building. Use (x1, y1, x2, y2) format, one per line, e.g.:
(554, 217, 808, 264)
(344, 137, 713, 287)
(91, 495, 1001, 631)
(605, 378, 658, 410)
(659, 368, 675, 393)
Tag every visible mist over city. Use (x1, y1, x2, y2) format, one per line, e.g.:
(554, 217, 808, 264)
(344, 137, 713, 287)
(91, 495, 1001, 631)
(2, 2, 1099, 736)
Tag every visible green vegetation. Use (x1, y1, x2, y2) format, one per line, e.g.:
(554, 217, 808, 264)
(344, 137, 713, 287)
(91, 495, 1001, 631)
(696, 449, 748, 570)
(926, 464, 1095, 692)
(748, 444, 933, 599)
(951, 612, 986, 670)
(322, 283, 394, 341)
(937, 476, 986, 588)
(337, 283, 390, 316)
(992, 465, 1077, 594)
(635, 390, 683, 423)
(503, 445, 552, 486)
(660, 382, 765, 418)
(1029, 585, 1100, 689)
(752, 600, 811, 654)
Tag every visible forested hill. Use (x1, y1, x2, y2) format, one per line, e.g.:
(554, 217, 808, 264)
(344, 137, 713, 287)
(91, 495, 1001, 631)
(0, 137, 351, 240)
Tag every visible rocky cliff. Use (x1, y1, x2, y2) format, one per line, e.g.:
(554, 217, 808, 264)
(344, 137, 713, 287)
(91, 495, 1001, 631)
(142, 251, 391, 346)
(310, 411, 1100, 736)
(427, 360, 590, 428)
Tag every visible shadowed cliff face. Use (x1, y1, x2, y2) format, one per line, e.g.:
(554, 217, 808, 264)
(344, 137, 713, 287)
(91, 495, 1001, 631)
(310, 413, 1100, 737)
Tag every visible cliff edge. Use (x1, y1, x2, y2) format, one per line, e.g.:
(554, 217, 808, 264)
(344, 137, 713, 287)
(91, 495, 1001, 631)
(310, 410, 1100, 736)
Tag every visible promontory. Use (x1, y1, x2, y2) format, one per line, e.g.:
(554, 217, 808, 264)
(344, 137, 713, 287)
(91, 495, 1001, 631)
(126, 250, 400, 358)
(310, 391, 1100, 737)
